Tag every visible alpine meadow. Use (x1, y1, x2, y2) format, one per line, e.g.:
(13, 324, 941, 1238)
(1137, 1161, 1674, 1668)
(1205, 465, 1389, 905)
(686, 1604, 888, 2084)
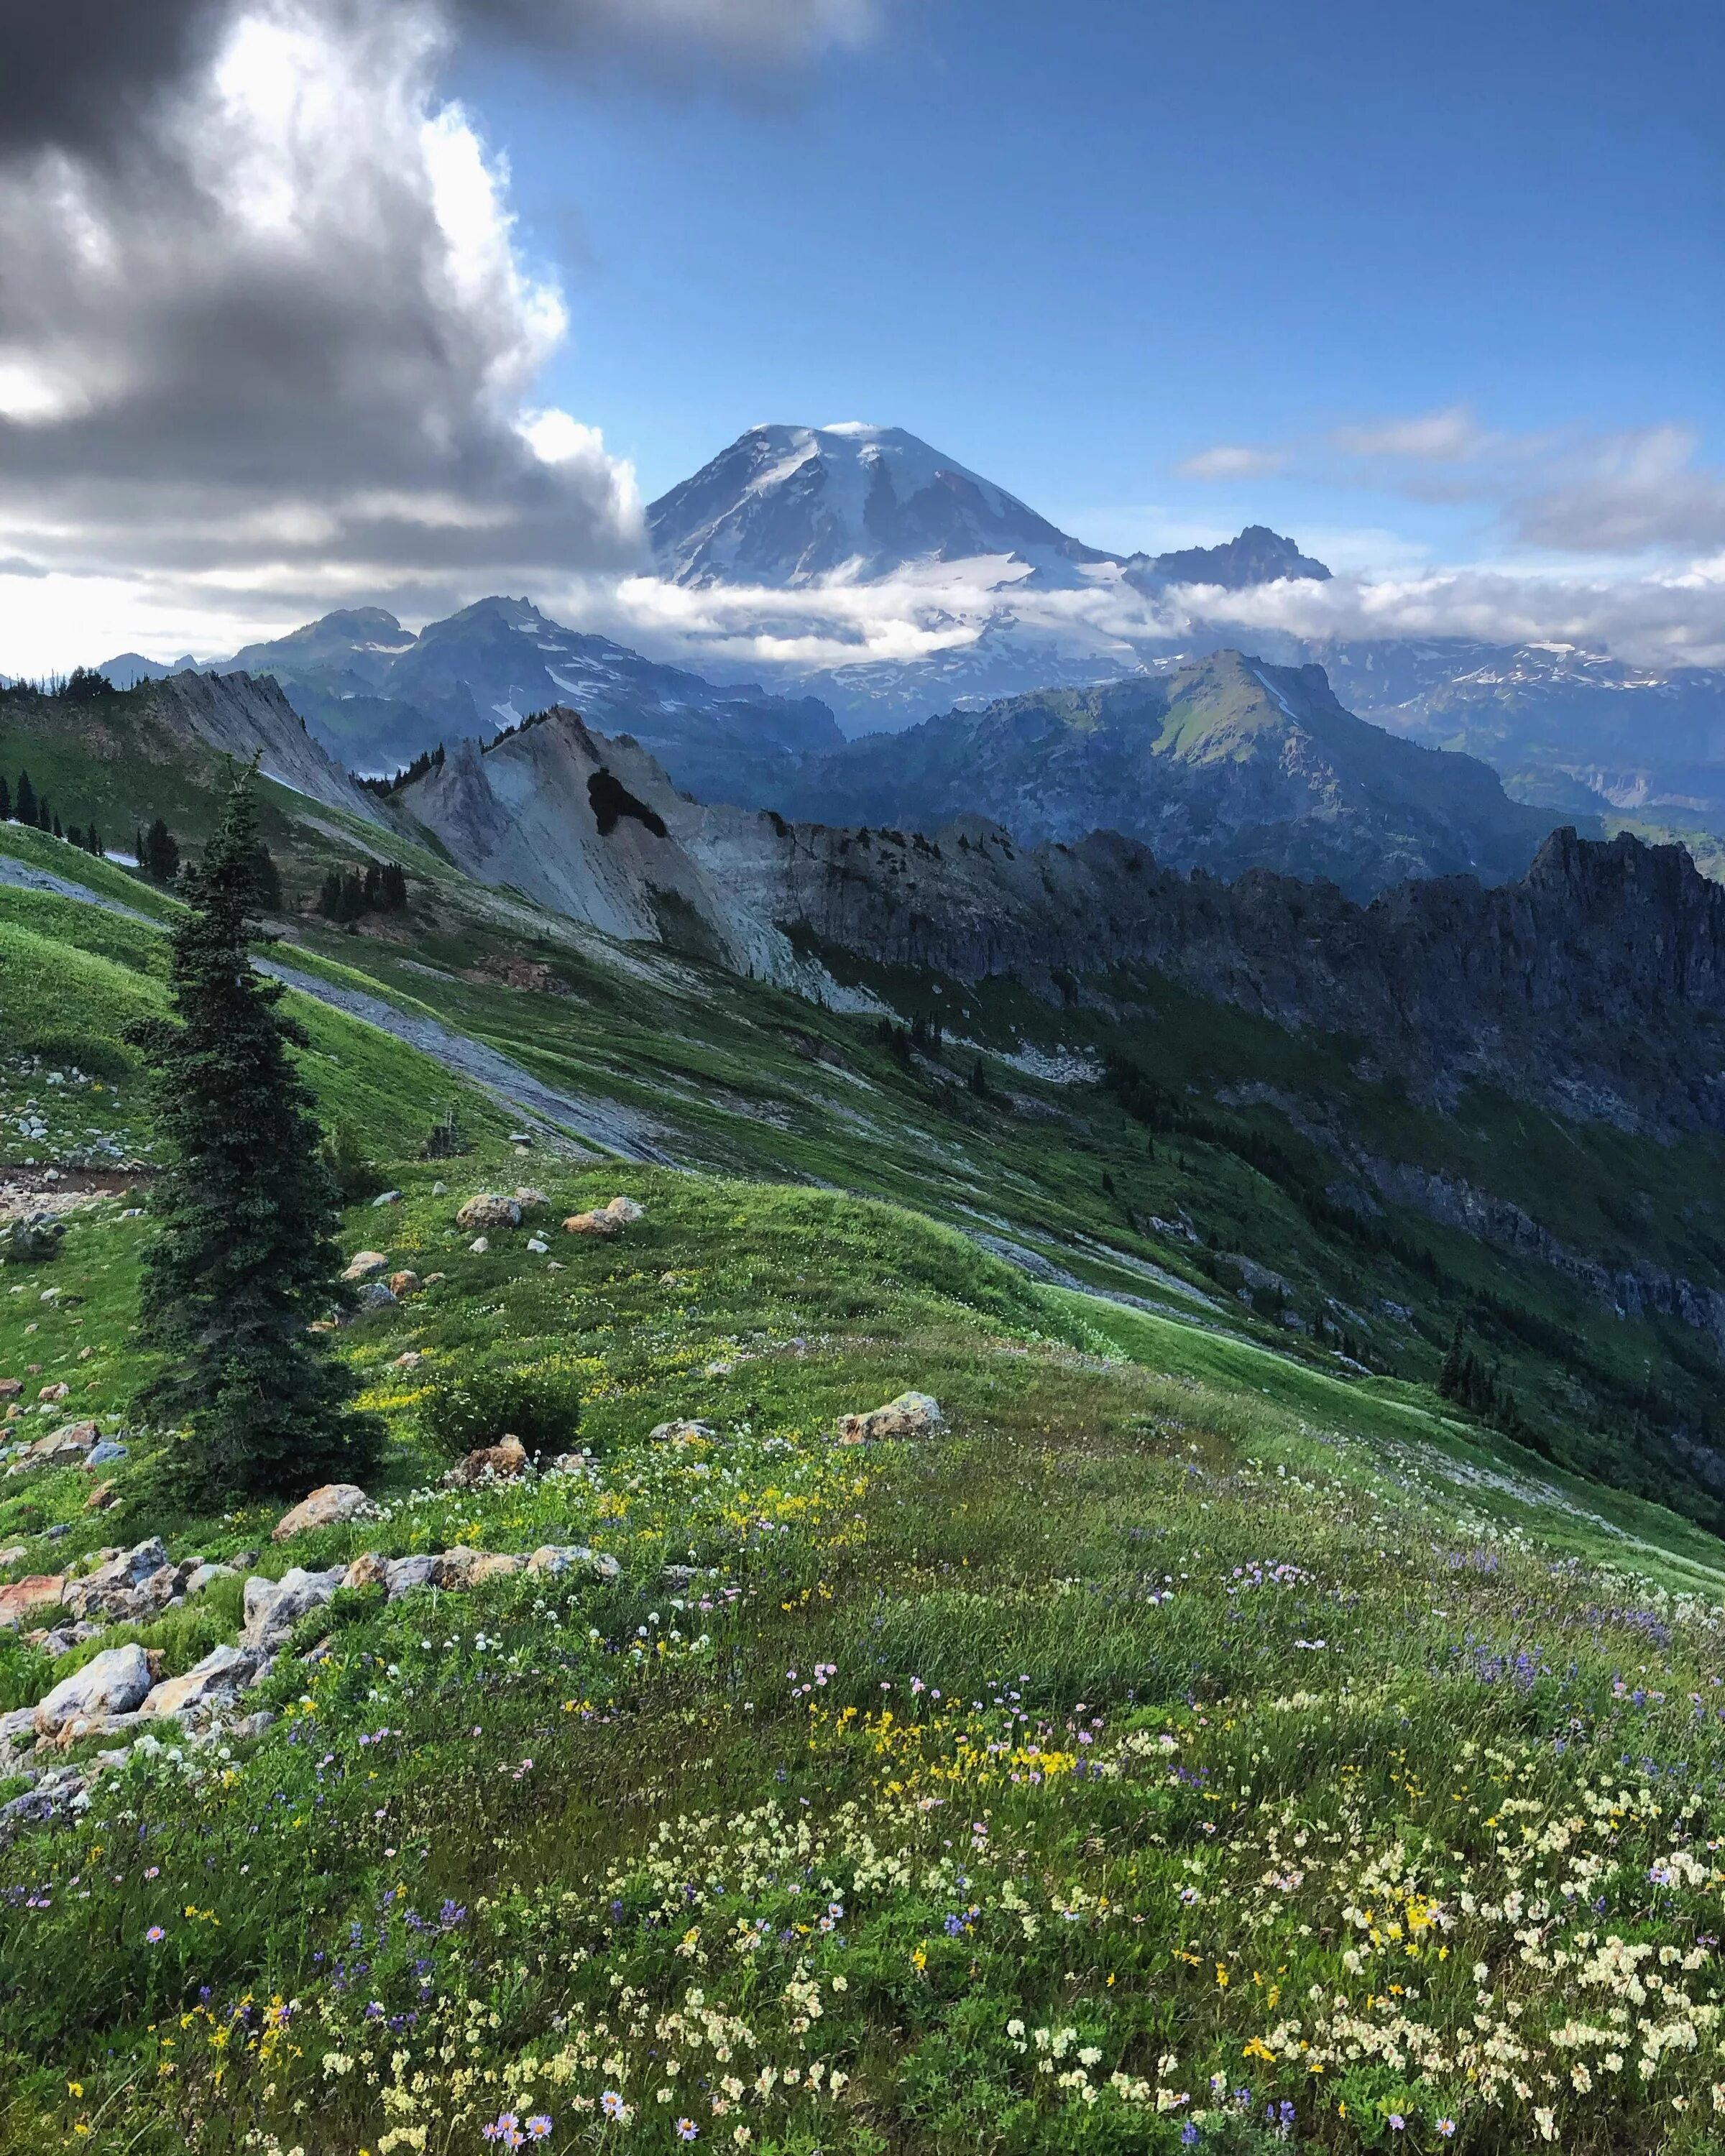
(5, 6, 1725, 2155)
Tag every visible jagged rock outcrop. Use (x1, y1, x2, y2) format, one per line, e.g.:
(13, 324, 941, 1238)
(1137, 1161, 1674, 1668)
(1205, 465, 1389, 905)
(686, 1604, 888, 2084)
(398, 706, 1725, 1134)
(145, 670, 388, 825)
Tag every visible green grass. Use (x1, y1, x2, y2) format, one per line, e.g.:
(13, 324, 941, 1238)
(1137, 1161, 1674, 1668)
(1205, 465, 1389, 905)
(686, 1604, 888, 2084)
(9, 752, 1725, 2150)
(8, 798, 1725, 1538)
(6, 1165, 1725, 2152)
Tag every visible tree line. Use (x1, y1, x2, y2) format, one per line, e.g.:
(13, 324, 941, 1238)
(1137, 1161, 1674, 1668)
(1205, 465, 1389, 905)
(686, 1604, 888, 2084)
(1, 768, 106, 855)
(316, 859, 409, 921)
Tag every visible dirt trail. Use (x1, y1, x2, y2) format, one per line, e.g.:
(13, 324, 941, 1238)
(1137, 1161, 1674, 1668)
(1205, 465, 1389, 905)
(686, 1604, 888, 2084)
(253, 961, 674, 1163)
(0, 853, 673, 1165)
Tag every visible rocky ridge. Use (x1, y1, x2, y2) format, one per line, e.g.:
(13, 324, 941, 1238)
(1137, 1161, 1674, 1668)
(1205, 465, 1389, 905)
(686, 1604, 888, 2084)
(396, 705, 1725, 1134)
(142, 669, 388, 825)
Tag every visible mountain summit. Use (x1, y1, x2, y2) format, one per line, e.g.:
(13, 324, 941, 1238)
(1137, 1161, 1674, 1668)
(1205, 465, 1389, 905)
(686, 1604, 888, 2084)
(646, 422, 1113, 589)
(647, 423, 1334, 600)
(1131, 525, 1332, 590)
(767, 648, 1557, 898)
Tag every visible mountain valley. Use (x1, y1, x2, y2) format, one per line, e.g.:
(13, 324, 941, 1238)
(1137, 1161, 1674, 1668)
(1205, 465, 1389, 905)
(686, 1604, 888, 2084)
(9, 642, 1725, 2151)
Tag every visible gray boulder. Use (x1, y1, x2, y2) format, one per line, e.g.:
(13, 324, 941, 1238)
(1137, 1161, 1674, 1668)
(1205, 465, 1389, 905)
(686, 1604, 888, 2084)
(34, 1643, 153, 1736)
(835, 1391, 945, 1445)
(63, 1539, 170, 1621)
(456, 1193, 521, 1233)
(383, 1554, 438, 1599)
(241, 1565, 347, 1651)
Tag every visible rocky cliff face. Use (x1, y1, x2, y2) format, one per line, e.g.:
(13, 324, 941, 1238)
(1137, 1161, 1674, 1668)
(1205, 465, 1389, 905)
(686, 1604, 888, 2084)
(146, 669, 386, 825)
(397, 706, 1725, 1135)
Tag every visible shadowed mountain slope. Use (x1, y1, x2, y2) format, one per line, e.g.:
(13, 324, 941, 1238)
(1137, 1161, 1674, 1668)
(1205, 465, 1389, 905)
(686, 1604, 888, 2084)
(395, 703, 1724, 1135)
(763, 650, 1564, 898)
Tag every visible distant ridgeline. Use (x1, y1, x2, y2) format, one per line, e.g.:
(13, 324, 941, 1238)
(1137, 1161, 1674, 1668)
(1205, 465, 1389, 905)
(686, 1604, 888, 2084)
(1, 663, 1720, 1147)
(390, 701, 1725, 1141)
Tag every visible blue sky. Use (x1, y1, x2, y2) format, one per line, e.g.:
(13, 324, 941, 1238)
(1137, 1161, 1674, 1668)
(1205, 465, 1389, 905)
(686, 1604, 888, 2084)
(5, 0, 1723, 671)
(461, 0, 1724, 568)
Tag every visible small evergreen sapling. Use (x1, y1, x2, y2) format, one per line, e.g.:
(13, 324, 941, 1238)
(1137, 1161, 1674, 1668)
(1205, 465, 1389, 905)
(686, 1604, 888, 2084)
(127, 765, 381, 1501)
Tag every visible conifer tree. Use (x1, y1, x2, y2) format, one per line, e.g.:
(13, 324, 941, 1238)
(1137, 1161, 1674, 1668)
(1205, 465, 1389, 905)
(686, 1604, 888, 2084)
(0, 775, 9, 820)
(14, 770, 35, 826)
(142, 816, 180, 883)
(247, 839, 282, 910)
(127, 766, 380, 1501)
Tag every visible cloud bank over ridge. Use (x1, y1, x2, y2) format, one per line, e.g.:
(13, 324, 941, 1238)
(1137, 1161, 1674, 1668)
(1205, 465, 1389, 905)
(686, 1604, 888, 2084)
(3, 3, 1724, 682)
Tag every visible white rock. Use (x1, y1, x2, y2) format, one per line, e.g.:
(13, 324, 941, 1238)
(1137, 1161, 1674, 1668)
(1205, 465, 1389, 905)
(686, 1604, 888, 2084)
(272, 1483, 371, 1542)
(34, 1644, 153, 1736)
(835, 1391, 945, 1445)
(140, 1644, 257, 1719)
(431, 1547, 526, 1590)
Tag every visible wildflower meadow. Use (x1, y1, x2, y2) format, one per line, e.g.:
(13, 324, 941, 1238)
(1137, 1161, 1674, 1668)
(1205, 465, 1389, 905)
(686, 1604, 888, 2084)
(5, 1173, 1725, 2154)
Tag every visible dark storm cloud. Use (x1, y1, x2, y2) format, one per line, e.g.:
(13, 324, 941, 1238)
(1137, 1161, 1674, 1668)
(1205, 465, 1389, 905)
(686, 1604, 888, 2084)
(0, 0, 874, 158)
(0, 0, 879, 629)
(0, 0, 648, 619)
(0, 0, 229, 155)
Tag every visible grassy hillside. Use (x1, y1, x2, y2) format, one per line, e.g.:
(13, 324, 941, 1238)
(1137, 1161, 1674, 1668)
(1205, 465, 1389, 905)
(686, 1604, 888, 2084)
(6, 793, 1725, 1538)
(6, 1152, 1725, 2152)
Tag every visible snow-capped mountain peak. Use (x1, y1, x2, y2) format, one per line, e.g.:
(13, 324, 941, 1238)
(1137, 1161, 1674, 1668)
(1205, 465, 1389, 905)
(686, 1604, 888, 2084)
(647, 422, 1112, 590)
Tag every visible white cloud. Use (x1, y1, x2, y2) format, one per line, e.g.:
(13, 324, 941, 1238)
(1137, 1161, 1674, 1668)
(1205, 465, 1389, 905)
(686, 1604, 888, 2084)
(1175, 402, 1725, 565)
(538, 544, 1725, 686)
(1511, 426, 1725, 555)
(0, 0, 649, 667)
(1176, 443, 1289, 481)
(1330, 404, 1491, 461)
